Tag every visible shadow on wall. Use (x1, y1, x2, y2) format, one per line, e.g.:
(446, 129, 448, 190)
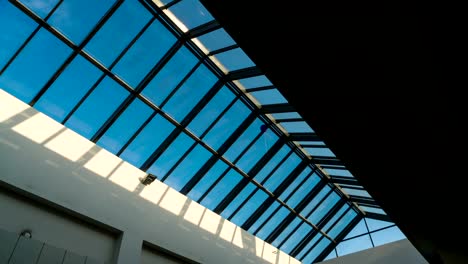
(0, 89, 299, 264)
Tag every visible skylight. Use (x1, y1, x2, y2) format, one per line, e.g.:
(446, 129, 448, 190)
(0, 0, 404, 262)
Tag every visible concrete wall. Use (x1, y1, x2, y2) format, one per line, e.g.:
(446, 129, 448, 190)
(0, 89, 300, 264)
(318, 239, 428, 264)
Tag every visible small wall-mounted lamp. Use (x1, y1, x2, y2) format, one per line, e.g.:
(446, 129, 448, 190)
(140, 173, 157, 186)
(20, 229, 32, 239)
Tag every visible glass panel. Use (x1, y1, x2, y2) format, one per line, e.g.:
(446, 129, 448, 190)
(84, 0, 151, 67)
(324, 169, 353, 177)
(48, 0, 115, 44)
(280, 223, 312, 253)
(272, 217, 302, 247)
(263, 153, 301, 191)
(0, 1, 36, 68)
(201, 169, 243, 211)
(248, 203, 280, 234)
(113, 19, 176, 88)
(237, 75, 272, 88)
(65, 77, 128, 139)
(0, 29, 71, 102)
(343, 219, 368, 239)
(163, 144, 212, 191)
(21, 0, 59, 18)
(221, 183, 256, 220)
(300, 185, 331, 217)
(280, 121, 314, 133)
(195, 28, 235, 52)
(360, 206, 386, 215)
(147, 133, 194, 179)
(120, 115, 175, 167)
(366, 218, 393, 231)
(212, 48, 255, 72)
(271, 112, 301, 120)
(35, 55, 101, 122)
(224, 119, 263, 162)
(342, 188, 371, 198)
(203, 99, 251, 150)
(301, 237, 331, 263)
(337, 235, 373, 256)
(254, 145, 290, 183)
(370, 226, 406, 246)
(187, 160, 228, 201)
(328, 210, 358, 239)
(168, 0, 213, 30)
(142, 46, 197, 106)
(322, 204, 349, 233)
(230, 190, 269, 226)
(282, 171, 320, 209)
(305, 147, 336, 157)
(256, 206, 290, 240)
(308, 190, 340, 224)
(295, 233, 322, 260)
(250, 89, 287, 105)
(97, 99, 153, 154)
(163, 64, 218, 122)
(236, 126, 279, 173)
(187, 85, 235, 137)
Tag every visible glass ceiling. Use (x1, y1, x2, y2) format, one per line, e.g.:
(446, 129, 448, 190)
(0, 0, 404, 262)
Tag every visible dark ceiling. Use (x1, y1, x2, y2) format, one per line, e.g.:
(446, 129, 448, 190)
(199, 1, 465, 263)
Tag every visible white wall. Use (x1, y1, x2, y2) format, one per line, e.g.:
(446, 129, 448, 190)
(0, 89, 300, 264)
(318, 239, 428, 264)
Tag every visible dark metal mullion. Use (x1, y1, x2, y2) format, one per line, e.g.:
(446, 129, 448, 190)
(241, 161, 309, 230)
(223, 128, 276, 220)
(260, 149, 294, 185)
(313, 214, 362, 263)
(212, 138, 285, 214)
(138, 77, 223, 172)
(289, 132, 321, 142)
(364, 212, 392, 222)
(324, 205, 353, 235)
(179, 96, 239, 196)
(330, 177, 359, 186)
(80, 16, 156, 141)
(301, 144, 328, 148)
(1, 0, 64, 75)
(320, 165, 347, 170)
(304, 188, 335, 220)
(316, 199, 347, 230)
(185, 20, 221, 39)
(275, 185, 332, 249)
(30, 0, 126, 106)
(340, 222, 396, 243)
(265, 180, 327, 243)
(290, 228, 320, 257)
(275, 118, 304, 123)
(207, 44, 239, 56)
(225, 66, 262, 81)
(116, 110, 158, 156)
(261, 103, 295, 114)
(196, 166, 231, 203)
(350, 196, 378, 207)
(364, 218, 375, 247)
(340, 185, 365, 191)
(159, 60, 203, 108)
(245, 85, 276, 93)
(298, 235, 327, 262)
(160, 141, 199, 182)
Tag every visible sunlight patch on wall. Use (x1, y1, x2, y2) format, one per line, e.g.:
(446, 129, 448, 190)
(199, 209, 221, 235)
(232, 226, 244, 249)
(84, 148, 122, 178)
(108, 162, 144, 192)
(12, 112, 63, 143)
(183, 200, 205, 226)
(0, 89, 29, 123)
(159, 187, 188, 215)
(219, 219, 236, 243)
(44, 129, 94, 162)
(139, 180, 169, 205)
